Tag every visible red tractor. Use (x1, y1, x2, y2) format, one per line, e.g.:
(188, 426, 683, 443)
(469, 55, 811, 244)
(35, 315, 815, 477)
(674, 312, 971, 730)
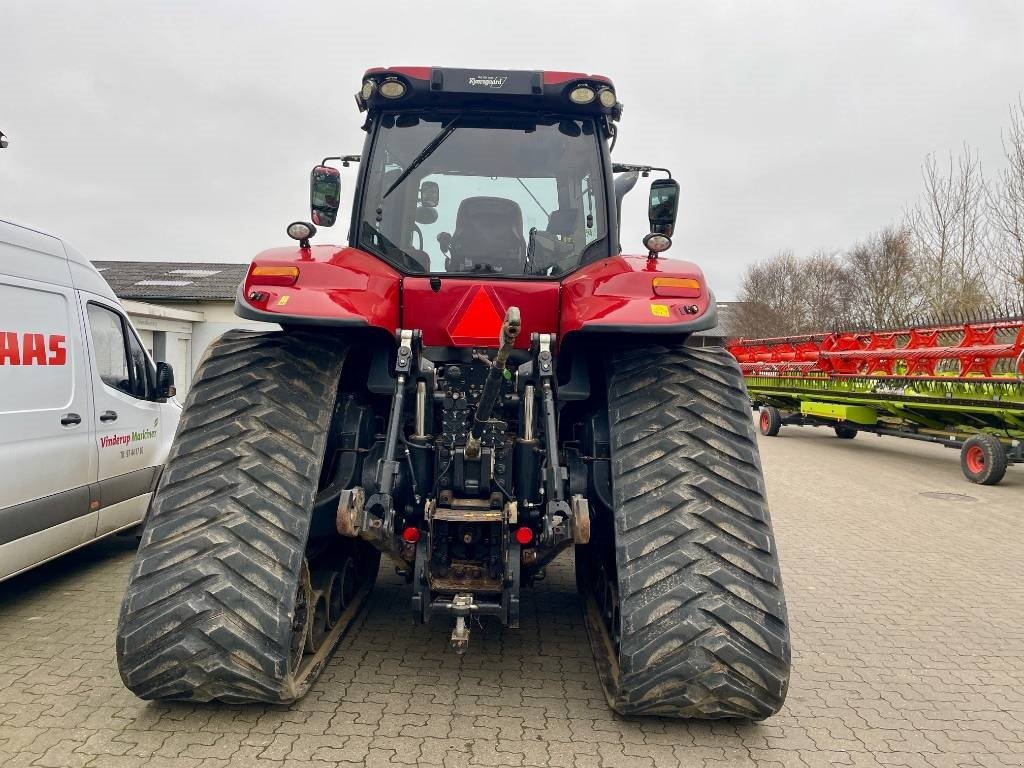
(116, 67, 790, 718)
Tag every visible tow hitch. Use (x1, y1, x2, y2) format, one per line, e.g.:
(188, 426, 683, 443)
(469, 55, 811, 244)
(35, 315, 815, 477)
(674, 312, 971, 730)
(448, 593, 475, 654)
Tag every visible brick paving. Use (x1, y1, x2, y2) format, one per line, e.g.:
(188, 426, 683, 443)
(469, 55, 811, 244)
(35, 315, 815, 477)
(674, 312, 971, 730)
(1, 425, 1022, 767)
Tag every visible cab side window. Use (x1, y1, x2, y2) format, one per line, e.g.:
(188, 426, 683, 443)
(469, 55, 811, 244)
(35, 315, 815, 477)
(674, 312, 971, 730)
(87, 303, 151, 400)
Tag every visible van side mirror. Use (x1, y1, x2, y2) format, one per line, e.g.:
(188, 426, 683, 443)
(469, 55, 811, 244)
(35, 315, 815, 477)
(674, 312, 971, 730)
(310, 165, 342, 227)
(155, 361, 176, 401)
(648, 178, 680, 236)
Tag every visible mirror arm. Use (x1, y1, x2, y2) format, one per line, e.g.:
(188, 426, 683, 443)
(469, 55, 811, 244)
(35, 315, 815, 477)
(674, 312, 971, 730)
(321, 154, 361, 167)
(611, 163, 672, 179)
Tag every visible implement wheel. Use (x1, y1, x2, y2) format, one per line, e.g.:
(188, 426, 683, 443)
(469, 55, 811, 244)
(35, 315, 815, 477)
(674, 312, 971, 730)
(960, 435, 1007, 486)
(834, 424, 858, 440)
(759, 405, 782, 437)
(579, 345, 791, 719)
(116, 330, 378, 703)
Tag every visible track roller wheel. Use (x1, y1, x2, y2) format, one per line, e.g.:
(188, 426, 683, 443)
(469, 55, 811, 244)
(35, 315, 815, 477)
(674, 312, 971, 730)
(961, 434, 1008, 485)
(578, 345, 791, 719)
(116, 330, 378, 703)
(305, 564, 330, 655)
(314, 570, 342, 629)
(292, 560, 315, 666)
(759, 405, 782, 436)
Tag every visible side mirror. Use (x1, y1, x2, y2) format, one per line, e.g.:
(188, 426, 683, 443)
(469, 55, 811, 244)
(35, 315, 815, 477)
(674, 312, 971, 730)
(648, 178, 680, 236)
(155, 361, 176, 401)
(415, 206, 438, 225)
(310, 165, 342, 227)
(437, 232, 452, 255)
(419, 180, 440, 208)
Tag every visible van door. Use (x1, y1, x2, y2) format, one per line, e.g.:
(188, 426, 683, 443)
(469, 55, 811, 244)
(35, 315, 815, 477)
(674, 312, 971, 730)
(80, 294, 164, 536)
(0, 270, 96, 580)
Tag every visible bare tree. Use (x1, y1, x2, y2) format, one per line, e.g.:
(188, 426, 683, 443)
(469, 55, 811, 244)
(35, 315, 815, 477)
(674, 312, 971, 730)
(734, 251, 802, 337)
(906, 147, 993, 315)
(795, 250, 855, 331)
(987, 97, 1024, 313)
(844, 225, 924, 327)
(734, 250, 854, 337)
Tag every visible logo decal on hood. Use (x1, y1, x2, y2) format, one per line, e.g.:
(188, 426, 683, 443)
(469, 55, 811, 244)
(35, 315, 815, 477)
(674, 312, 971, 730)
(467, 75, 508, 89)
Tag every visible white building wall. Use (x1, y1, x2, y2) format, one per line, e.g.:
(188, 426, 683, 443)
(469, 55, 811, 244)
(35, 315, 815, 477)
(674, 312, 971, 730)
(188, 301, 276, 370)
(122, 299, 275, 399)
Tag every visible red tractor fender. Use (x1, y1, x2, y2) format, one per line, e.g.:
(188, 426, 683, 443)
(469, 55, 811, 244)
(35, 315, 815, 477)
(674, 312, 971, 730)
(559, 255, 717, 340)
(237, 248, 716, 344)
(236, 245, 401, 332)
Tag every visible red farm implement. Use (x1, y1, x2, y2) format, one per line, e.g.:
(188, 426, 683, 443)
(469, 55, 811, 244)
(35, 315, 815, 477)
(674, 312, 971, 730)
(728, 315, 1024, 485)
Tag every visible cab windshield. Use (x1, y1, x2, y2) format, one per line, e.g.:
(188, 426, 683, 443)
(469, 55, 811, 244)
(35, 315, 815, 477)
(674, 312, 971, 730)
(358, 113, 608, 276)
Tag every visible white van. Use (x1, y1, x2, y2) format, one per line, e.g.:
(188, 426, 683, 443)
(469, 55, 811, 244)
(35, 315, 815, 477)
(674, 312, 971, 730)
(1, 218, 181, 581)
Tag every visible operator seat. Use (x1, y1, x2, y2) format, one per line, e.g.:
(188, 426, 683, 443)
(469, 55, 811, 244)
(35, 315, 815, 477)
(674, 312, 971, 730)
(446, 196, 526, 273)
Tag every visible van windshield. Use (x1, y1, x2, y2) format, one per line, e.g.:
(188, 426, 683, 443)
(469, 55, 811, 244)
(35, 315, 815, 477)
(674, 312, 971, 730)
(359, 114, 608, 276)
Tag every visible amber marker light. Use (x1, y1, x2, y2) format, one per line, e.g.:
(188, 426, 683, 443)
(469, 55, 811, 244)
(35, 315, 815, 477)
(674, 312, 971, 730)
(652, 277, 702, 298)
(251, 266, 300, 286)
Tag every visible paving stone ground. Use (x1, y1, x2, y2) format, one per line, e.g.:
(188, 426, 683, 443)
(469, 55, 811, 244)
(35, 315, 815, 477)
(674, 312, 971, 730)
(1, 422, 1022, 767)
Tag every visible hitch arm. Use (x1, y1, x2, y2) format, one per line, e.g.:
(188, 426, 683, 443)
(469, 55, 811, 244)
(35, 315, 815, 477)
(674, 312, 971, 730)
(363, 329, 417, 540)
(534, 335, 563, 502)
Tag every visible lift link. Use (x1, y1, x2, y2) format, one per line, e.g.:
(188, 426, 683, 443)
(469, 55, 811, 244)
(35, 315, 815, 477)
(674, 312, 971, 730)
(465, 306, 522, 459)
(532, 333, 572, 547)
(363, 329, 418, 544)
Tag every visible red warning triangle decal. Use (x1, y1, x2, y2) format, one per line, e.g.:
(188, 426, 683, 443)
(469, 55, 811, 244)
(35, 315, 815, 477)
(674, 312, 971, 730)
(451, 287, 503, 342)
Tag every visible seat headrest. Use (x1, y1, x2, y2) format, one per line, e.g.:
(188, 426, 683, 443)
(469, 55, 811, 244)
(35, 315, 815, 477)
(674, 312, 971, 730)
(547, 208, 580, 236)
(450, 196, 526, 272)
(455, 197, 524, 231)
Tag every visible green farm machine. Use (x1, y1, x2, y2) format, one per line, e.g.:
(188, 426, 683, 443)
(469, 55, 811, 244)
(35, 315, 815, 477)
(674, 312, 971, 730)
(728, 315, 1024, 485)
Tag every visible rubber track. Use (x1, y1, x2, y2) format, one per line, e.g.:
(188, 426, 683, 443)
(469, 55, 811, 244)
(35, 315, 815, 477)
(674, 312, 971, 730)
(116, 330, 347, 703)
(603, 344, 791, 718)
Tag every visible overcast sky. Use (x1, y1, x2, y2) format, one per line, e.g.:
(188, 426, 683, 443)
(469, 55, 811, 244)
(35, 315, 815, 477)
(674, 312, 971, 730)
(2, 1, 1023, 299)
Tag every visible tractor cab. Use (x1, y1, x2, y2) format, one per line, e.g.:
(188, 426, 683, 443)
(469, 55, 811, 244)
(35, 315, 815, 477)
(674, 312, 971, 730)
(316, 67, 656, 278)
(356, 111, 609, 277)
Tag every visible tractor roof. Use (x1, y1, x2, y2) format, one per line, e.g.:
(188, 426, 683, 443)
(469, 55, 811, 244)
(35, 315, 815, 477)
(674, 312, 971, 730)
(356, 66, 621, 120)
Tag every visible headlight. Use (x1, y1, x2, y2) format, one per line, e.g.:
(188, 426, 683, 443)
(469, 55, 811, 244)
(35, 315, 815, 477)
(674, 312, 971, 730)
(360, 80, 375, 100)
(598, 89, 616, 108)
(379, 80, 407, 99)
(569, 85, 596, 104)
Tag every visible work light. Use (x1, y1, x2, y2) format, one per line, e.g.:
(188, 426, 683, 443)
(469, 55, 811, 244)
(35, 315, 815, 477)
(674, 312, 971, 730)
(643, 233, 672, 254)
(379, 80, 407, 99)
(569, 85, 596, 104)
